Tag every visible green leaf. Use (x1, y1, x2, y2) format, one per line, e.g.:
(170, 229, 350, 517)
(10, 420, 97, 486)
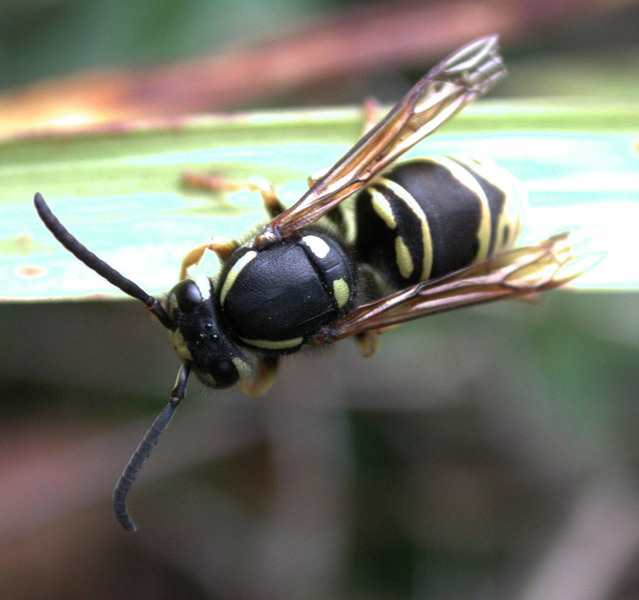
(3, 100, 637, 301)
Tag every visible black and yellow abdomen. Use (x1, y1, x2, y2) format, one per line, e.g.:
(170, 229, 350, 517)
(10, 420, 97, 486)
(354, 155, 524, 291)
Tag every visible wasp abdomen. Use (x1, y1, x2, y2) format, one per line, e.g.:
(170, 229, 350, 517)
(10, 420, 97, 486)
(354, 156, 524, 290)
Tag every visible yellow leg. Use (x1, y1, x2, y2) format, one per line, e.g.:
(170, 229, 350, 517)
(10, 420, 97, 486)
(246, 176, 285, 218)
(353, 325, 406, 358)
(179, 236, 240, 280)
(306, 168, 330, 189)
(308, 99, 380, 191)
(181, 171, 285, 218)
(354, 331, 379, 358)
(236, 356, 279, 398)
(362, 98, 381, 134)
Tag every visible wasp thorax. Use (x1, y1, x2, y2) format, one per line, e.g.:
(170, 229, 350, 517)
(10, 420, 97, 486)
(165, 277, 251, 388)
(218, 233, 357, 353)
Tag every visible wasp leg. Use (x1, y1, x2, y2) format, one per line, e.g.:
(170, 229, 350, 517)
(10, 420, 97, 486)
(305, 100, 380, 191)
(248, 176, 286, 218)
(361, 97, 381, 134)
(179, 236, 240, 280)
(354, 331, 379, 357)
(307, 99, 382, 196)
(305, 101, 379, 189)
(306, 100, 379, 191)
(182, 171, 245, 194)
(304, 170, 349, 238)
(236, 355, 279, 398)
(306, 167, 330, 189)
(181, 171, 285, 218)
(302, 99, 382, 240)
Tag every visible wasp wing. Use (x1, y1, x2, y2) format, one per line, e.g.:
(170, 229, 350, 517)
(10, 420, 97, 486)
(315, 233, 596, 343)
(256, 35, 506, 245)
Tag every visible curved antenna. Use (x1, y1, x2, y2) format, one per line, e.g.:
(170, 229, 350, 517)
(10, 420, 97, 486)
(33, 193, 173, 329)
(113, 364, 191, 531)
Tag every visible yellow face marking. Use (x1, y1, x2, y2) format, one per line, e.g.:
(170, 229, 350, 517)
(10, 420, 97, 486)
(240, 336, 304, 351)
(332, 277, 350, 309)
(220, 250, 257, 305)
(168, 330, 192, 362)
(370, 188, 397, 229)
(394, 236, 414, 279)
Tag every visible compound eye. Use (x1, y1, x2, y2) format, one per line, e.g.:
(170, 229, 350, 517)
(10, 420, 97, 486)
(212, 359, 239, 388)
(173, 279, 202, 313)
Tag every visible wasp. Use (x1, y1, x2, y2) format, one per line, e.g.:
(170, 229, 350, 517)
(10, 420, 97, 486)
(34, 36, 588, 531)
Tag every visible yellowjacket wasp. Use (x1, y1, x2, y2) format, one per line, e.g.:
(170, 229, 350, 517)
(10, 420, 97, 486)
(34, 36, 587, 531)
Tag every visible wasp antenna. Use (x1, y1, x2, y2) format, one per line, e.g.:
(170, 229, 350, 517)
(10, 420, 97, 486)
(113, 364, 191, 531)
(33, 193, 173, 329)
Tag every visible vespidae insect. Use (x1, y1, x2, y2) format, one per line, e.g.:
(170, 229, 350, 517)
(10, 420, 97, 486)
(34, 36, 588, 531)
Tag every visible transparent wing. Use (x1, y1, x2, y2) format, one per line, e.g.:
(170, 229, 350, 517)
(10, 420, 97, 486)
(313, 233, 598, 343)
(255, 35, 506, 245)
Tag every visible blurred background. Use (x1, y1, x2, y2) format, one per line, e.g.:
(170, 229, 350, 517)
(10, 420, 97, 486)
(1, 1, 639, 599)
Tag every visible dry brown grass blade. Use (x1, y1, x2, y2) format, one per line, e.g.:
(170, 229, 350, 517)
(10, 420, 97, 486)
(0, 0, 629, 136)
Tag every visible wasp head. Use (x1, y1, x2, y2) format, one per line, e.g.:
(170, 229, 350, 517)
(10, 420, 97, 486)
(164, 275, 254, 389)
